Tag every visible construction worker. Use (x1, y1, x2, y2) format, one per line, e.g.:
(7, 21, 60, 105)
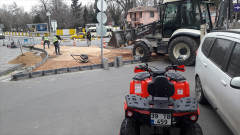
(42, 36, 50, 49)
(52, 35, 62, 55)
(86, 32, 91, 47)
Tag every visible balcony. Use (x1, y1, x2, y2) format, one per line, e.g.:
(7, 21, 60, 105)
(131, 18, 140, 22)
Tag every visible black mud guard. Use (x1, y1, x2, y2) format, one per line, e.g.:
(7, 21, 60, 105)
(136, 39, 154, 53)
(169, 32, 200, 44)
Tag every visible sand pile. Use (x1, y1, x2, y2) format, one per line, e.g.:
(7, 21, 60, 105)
(33, 45, 111, 56)
(8, 52, 43, 67)
(54, 52, 75, 61)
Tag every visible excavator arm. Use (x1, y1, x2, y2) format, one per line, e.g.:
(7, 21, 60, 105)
(108, 20, 162, 48)
(216, 0, 234, 29)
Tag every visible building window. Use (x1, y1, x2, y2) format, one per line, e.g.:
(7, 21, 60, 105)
(139, 12, 142, 18)
(130, 13, 133, 18)
(150, 12, 154, 18)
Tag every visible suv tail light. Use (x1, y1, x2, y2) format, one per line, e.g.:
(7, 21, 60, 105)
(196, 49, 198, 56)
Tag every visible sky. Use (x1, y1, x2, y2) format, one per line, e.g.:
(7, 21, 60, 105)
(0, 0, 94, 12)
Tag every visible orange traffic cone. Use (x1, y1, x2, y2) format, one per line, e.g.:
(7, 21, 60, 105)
(41, 40, 43, 45)
(73, 39, 76, 46)
(103, 39, 106, 48)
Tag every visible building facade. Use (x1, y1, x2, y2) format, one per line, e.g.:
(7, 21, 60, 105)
(126, 6, 158, 27)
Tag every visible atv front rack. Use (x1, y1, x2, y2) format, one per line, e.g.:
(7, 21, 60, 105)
(125, 94, 198, 113)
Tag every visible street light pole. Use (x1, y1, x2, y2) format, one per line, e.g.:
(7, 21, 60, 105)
(49, 15, 51, 37)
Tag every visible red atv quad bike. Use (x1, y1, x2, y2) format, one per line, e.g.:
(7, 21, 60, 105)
(120, 62, 203, 135)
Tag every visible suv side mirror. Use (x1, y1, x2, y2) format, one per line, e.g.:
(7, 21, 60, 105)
(230, 77, 240, 89)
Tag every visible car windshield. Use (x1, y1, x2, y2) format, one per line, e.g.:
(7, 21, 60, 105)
(78, 33, 84, 35)
(90, 29, 96, 32)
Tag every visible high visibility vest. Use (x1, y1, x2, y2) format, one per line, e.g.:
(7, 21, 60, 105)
(44, 37, 48, 41)
(87, 34, 91, 39)
(52, 36, 58, 43)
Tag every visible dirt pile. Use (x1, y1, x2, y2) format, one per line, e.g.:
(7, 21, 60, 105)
(8, 52, 43, 67)
(32, 45, 167, 72)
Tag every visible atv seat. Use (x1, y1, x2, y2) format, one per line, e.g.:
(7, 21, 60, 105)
(147, 76, 175, 101)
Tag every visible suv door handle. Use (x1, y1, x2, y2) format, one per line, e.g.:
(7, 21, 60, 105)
(203, 63, 207, 67)
(221, 80, 227, 87)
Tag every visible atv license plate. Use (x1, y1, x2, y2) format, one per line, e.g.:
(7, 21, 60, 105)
(135, 83, 141, 93)
(151, 113, 171, 125)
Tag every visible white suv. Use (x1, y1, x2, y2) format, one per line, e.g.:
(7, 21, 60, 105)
(195, 30, 240, 135)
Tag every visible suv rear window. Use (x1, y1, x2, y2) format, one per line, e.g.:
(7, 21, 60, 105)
(201, 37, 215, 56)
(209, 38, 231, 68)
(227, 43, 240, 77)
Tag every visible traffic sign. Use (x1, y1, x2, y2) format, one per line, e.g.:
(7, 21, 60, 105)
(233, 4, 240, 12)
(97, 12, 107, 24)
(97, 25, 107, 36)
(97, 0, 107, 11)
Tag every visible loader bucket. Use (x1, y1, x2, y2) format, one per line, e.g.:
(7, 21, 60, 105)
(108, 30, 126, 48)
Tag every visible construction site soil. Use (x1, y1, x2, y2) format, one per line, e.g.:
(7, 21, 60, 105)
(8, 45, 169, 72)
(8, 52, 43, 67)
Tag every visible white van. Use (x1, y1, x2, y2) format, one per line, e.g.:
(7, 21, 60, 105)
(88, 26, 112, 38)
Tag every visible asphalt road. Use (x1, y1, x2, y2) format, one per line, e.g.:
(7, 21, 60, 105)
(0, 60, 232, 135)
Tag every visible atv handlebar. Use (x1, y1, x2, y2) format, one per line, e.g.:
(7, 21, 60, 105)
(134, 63, 185, 74)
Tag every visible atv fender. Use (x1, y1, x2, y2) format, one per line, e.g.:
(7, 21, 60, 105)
(135, 39, 154, 53)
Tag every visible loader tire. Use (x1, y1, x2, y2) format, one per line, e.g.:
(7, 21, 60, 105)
(168, 36, 198, 66)
(133, 42, 152, 62)
(120, 118, 140, 135)
(180, 122, 203, 135)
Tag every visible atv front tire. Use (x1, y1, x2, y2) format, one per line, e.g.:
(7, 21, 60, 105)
(120, 118, 140, 135)
(180, 122, 203, 135)
(168, 36, 198, 65)
(195, 76, 208, 104)
(133, 42, 152, 62)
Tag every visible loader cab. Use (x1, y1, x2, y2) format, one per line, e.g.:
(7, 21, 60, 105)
(160, 0, 213, 38)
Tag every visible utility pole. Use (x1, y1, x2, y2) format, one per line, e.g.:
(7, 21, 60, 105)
(46, 11, 51, 37)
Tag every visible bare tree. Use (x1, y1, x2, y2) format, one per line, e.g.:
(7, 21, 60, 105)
(106, 0, 135, 19)
(0, 5, 14, 31)
(136, 0, 154, 6)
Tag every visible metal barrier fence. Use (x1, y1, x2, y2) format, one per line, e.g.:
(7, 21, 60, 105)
(18, 38, 35, 46)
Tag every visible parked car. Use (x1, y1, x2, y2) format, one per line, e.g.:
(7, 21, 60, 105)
(195, 30, 240, 135)
(0, 29, 5, 39)
(71, 32, 86, 39)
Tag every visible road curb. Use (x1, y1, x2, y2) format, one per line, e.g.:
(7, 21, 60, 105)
(69, 66, 80, 72)
(0, 64, 22, 76)
(91, 64, 102, 69)
(43, 69, 56, 76)
(10, 58, 142, 81)
(56, 68, 69, 74)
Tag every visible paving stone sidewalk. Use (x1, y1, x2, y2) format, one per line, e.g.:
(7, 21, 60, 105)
(0, 45, 29, 76)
